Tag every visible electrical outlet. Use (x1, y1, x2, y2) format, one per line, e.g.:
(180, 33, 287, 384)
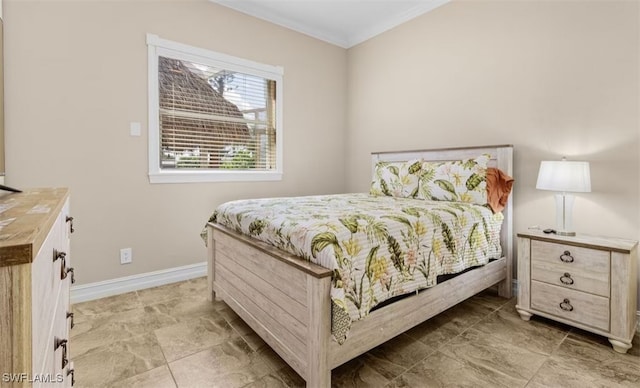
(120, 248, 132, 264)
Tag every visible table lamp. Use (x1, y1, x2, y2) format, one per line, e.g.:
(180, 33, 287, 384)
(536, 157, 591, 236)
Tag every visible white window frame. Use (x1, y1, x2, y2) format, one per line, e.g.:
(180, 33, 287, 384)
(147, 34, 284, 183)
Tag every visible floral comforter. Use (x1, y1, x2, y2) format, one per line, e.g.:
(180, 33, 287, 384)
(208, 193, 503, 343)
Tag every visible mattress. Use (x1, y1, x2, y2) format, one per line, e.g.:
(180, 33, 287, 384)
(208, 193, 503, 343)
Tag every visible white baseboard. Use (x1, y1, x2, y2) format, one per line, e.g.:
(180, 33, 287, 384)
(70, 262, 207, 304)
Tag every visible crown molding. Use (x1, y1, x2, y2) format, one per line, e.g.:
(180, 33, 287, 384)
(347, 0, 449, 47)
(210, 0, 449, 49)
(211, 0, 351, 48)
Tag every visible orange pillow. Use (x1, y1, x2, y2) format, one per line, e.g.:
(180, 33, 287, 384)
(486, 167, 514, 213)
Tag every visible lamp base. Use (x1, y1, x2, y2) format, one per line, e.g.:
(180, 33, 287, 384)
(554, 193, 576, 237)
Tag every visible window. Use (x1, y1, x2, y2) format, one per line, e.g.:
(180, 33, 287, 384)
(147, 34, 283, 183)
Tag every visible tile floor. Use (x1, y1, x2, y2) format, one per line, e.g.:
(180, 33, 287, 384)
(70, 277, 640, 387)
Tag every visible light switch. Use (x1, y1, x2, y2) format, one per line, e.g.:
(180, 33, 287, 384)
(130, 122, 141, 137)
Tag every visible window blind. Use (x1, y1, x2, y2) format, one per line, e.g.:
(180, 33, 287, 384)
(158, 56, 277, 170)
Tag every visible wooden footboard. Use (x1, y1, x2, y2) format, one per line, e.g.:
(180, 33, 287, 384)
(208, 224, 333, 386)
(209, 223, 508, 387)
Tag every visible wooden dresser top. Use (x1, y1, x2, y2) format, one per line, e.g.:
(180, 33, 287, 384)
(517, 230, 638, 254)
(0, 188, 69, 267)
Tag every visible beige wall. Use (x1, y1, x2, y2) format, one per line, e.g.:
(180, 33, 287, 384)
(346, 0, 639, 302)
(4, 0, 347, 284)
(4, 0, 639, 308)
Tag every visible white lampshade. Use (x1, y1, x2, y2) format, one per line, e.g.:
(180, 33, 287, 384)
(536, 159, 591, 193)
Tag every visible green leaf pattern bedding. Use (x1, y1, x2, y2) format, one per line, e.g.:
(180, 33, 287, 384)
(209, 193, 503, 343)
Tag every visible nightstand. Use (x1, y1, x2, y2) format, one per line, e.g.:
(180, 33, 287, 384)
(516, 231, 638, 353)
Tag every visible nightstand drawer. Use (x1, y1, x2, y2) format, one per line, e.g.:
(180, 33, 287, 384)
(531, 258, 609, 297)
(531, 280, 609, 331)
(531, 240, 610, 272)
(531, 241, 609, 288)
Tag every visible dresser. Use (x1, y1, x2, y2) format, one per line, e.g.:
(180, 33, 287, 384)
(0, 188, 75, 387)
(516, 230, 638, 353)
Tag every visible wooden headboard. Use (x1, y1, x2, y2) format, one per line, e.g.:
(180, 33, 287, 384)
(371, 144, 513, 173)
(371, 144, 514, 289)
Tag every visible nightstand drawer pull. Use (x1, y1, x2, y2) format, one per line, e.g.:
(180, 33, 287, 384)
(560, 272, 574, 285)
(560, 251, 574, 263)
(559, 298, 574, 312)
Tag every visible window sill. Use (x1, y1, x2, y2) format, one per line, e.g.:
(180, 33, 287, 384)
(148, 170, 283, 184)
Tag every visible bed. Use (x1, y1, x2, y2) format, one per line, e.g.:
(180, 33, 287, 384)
(205, 144, 514, 387)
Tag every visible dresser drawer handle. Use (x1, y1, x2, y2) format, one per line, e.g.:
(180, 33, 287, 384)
(66, 216, 75, 234)
(53, 250, 66, 262)
(67, 311, 75, 329)
(559, 298, 574, 312)
(67, 362, 75, 386)
(60, 253, 67, 280)
(59, 253, 76, 284)
(560, 272, 574, 285)
(60, 255, 68, 280)
(560, 251, 574, 263)
(55, 338, 69, 369)
(65, 267, 76, 284)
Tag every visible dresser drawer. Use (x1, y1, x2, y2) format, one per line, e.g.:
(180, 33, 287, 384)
(53, 284, 71, 388)
(531, 240, 609, 296)
(31, 218, 62, 375)
(531, 280, 609, 331)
